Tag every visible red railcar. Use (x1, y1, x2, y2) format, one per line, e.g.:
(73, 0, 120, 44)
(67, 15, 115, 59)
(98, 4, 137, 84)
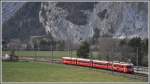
(62, 57, 134, 73)
(76, 58, 91, 67)
(113, 62, 134, 73)
(92, 60, 108, 69)
(62, 57, 76, 65)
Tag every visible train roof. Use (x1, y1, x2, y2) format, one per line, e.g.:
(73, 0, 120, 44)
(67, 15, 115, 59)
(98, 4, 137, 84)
(62, 57, 90, 61)
(93, 60, 108, 63)
(113, 62, 133, 66)
(62, 57, 71, 59)
(62, 57, 77, 60)
(77, 58, 90, 61)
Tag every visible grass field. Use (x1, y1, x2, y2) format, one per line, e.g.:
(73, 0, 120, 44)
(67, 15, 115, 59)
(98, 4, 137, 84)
(2, 51, 77, 59)
(2, 61, 144, 82)
(2, 51, 101, 60)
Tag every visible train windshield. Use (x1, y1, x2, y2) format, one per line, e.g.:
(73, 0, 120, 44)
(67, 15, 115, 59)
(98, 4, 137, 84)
(127, 66, 133, 68)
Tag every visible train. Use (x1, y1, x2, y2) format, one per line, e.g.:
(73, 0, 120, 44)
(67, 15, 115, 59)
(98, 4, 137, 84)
(62, 57, 134, 74)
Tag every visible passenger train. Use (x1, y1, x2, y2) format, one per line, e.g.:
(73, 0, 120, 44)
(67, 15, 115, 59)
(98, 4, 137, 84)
(62, 57, 134, 73)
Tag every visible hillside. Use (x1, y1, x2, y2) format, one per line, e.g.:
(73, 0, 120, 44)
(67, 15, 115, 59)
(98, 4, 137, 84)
(2, 2, 148, 44)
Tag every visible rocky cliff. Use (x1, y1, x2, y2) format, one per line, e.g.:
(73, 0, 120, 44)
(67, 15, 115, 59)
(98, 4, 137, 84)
(2, 2, 148, 44)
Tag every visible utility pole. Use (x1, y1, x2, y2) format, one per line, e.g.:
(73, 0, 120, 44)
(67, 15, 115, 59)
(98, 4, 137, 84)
(34, 43, 36, 61)
(69, 31, 72, 64)
(111, 47, 114, 75)
(91, 51, 93, 68)
(51, 40, 53, 63)
(136, 47, 139, 71)
(89, 1, 96, 70)
(36, 40, 40, 61)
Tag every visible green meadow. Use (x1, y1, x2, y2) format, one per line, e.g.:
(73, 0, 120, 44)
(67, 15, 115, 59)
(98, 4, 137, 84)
(2, 61, 144, 82)
(2, 51, 77, 59)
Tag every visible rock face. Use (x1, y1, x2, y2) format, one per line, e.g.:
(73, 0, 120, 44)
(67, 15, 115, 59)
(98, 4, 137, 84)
(2, 2, 45, 40)
(2, 2, 148, 44)
(2, 2, 25, 22)
(39, 2, 148, 43)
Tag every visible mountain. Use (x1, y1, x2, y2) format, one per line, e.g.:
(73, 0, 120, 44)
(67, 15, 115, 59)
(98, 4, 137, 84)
(2, 2, 148, 44)
(2, 2, 25, 22)
(2, 2, 45, 41)
(39, 2, 148, 43)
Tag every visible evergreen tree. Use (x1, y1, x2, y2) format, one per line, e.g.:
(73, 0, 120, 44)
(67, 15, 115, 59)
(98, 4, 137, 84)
(128, 37, 142, 66)
(77, 41, 90, 58)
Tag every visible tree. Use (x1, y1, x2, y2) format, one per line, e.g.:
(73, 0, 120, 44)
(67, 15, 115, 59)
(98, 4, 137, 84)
(57, 40, 65, 51)
(77, 41, 90, 58)
(117, 44, 134, 62)
(39, 38, 51, 50)
(9, 50, 18, 61)
(142, 38, 148, 55)
(119, 39, 127, 46)
(97, 38, 117, 61)
(2, 40, 8, 50)
(116, 39, 134, 62)
(128, 37, 142, 48)
(128, 37, 142, 66)
(141, 38, 148, 66)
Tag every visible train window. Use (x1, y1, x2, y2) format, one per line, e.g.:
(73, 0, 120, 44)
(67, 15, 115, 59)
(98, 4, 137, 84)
(78, 61, 90, 63)
(114, 65, 118, 67)
(114, 65, 123, 68)
(119, 65, 123, 68)
(127, 66, 132, 68)
(108, 63, 112, 66)
(94, 62, 106, 65)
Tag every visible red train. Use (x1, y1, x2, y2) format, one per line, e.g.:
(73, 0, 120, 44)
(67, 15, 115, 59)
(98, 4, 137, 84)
(62, 57, 134, 74)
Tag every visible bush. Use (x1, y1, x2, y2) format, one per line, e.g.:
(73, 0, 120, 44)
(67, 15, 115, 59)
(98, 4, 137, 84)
(77, 41, 90, 58)
(9, 50, 19, 61)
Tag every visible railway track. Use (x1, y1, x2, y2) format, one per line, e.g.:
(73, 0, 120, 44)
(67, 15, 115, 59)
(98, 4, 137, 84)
(61, 62, 148, 82)
(110, 71, 148, 81)
(82, 66, 148, 82)
(134, 73, 148, 80)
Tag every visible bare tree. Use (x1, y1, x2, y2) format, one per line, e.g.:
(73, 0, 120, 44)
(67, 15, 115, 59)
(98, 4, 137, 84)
(117, 45, 134, 62)
(97, 38, 118, 61)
